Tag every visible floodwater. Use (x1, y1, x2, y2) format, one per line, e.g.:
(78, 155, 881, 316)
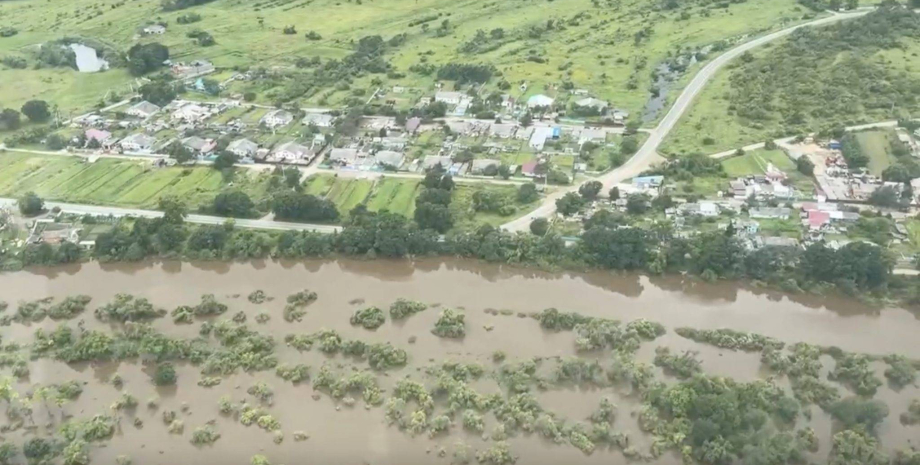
(1, 258, 919, 464)
(69, 44, 108, 73)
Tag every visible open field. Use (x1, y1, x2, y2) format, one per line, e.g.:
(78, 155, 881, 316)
(1, 0, 811, 116)
(722, 149, 795, 177)
(0, 152, 271, 209)
(854, 129, 896, 176)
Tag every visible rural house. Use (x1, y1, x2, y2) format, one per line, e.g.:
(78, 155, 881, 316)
(172, 103, 209, 123)
(120, 133, 156, 153)
(126, 101, 161, 119)
(527, 94, 555, 109)
(262, 109, 294, 128)
(302, 113, 335, 128)
(181, 136, 216, 154)
(273, 141, 313, 162)
(227, 139, 259, 158)
(329, 148, 359, 165)
(471, 158, 500, 175)
(143, 24, 166, 35)
(435, 91, 465, 105)
(574, 97, 608, 111)
(84, 129, 112, 147)
(375, 150, 404, 169)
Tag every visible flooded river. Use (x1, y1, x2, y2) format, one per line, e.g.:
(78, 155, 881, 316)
(1, 258, 918, 464)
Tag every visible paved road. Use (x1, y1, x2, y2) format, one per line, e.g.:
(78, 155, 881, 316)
(0, 198, 341, 234)
(500, 9, 872, 233)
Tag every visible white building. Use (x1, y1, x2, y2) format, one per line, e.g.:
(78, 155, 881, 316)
(120, 133, 156, 153)
(329, 148, 359, 165)
(261, 109, 294, 128)
(272, 141, 313, 162)
(143, 24, 166, 35)
(227, 139, 258, 158)
(435, 91, 465, 105)
(574, 97, 608, 111)
(529, 126, 554, 150)
(181, 136, 215, 154)
(302, 113, 335, 128)
(126, 101, 161, 119)
(527, 94, 555, 109)
(172, 104, 209, 123)
(375, 150, 404, 169)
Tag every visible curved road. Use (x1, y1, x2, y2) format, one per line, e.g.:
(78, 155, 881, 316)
(501, 9, 872, 232)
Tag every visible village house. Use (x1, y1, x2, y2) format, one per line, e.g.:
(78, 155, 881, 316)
(749, 207, 791, 220)
(273, 141, 314, 162)
(435, 91, 465, 105)
(405, 117, 421, 133)
(172, 103, 209, 123)
(632, 175, 664, 191)
(527, 94, 555, 109)
(227, 139, 259, 158)
(171, 60, 215, 79)
(84, 129, 112, 148)
(302, 113, 335, 128)
(120, 133, 157, 153)
(471, 158, 500, 175)
(375, 150, 404, 169)
(529, 126, 555, 151)
(261, 109, 294, 128)
(143, 24, 166, 35)
(521, 160, 539, 177)
(421, 155, 452, 171)
(181, 136, 216, 155)
(490, 123, 517, 139)
(679, 201, 720, 217)
(376, 136, 408, 150)
(574, 97, 608, 111)
(126, 101, 161, 119)
(329, 148, 360, 166)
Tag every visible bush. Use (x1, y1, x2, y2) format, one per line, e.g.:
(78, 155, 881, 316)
(17, 191, 44, 216)
(389, 299, 427, 319)
(432, 309, 465, 338)
(351, 307, 386, 330)
(153, 363, 177, 386)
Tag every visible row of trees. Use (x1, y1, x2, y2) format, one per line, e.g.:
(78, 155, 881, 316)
(0, 100, 53, 131)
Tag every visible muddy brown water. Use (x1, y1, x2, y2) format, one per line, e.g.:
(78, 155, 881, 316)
(1, 258, 919, 464)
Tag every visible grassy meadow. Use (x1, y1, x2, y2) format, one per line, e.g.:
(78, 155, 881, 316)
(0, 0, 810, 116)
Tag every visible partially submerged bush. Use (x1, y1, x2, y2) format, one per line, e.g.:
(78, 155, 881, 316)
(350, 307, 385, 330)
(432, 309, 465, 338)
(389, 299, 427, 319)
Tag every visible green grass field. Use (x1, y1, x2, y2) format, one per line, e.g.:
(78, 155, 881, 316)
(0, 152, 271, 209)
(662, 17, 920, 157)
(722, 149, 795, 177)
(854, 129, 896, 176)
(0, 0, 808, 117)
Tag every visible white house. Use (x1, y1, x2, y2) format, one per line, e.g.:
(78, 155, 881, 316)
(126, 101, 161, 119)
(375, 150, 404, 169)
(527, 94, 555, 109)
(272, 141, 313, 162)
(302, 113, 335, 128)
(435, 91, 465, 105)
(143, 24, 166, 35)
(227, 139, 259, 158)
(529, 126, 554, 150)
(574, 97, 608, 111)
(120, 133, 156, 153)
(172, 104, 209, 123)
(262, 109, 294, 128)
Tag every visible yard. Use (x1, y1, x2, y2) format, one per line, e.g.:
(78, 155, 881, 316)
(721, 149, 814, 193)
(304, 174, 421, 218)
(0, 153, 272, 210)
(854, 129, 897, 176)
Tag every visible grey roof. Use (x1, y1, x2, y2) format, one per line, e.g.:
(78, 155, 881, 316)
(405, 117, 421, 132)
(121, 133, 156, 148)
(575, 97, 608, 109)
(375, 150, 404, 167)
(302, 113, 334, 126)
(471, 158, 500, 172)
(128, 100, 160, 116)
(273, 141, 310, 156)
(422, 155, 452, 170)
(227, 138, 258, 154)
(181, 136, 210, 151)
